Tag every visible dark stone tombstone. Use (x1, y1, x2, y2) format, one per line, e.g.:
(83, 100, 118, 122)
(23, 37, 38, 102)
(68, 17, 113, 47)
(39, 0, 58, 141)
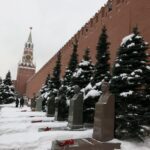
(93, 81, 115, 142)
(54, 87, 68, 121)
(35, 93, 43, 111)
(68, 85, 83, 129)
(31, 94, 36, 111)
(47, 91, 55, 117)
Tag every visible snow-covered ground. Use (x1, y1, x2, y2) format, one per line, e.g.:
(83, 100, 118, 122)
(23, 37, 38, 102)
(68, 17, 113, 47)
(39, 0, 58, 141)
(0, 103, 150, 150)
(0, 103, 92, 150)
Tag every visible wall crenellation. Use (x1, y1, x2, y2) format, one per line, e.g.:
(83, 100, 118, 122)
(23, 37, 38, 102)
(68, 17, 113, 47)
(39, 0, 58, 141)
(47, 0, 132, 65)
(58, 0, 130, 52)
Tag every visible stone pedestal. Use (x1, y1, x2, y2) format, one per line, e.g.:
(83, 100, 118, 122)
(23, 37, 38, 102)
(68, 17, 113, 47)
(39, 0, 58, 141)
(51, 138, 121, 150)
(47, 95, 55, 117)
(54, 87, 68, 121)
(68, 92, 83, 129)
(93, 94, 115, 142)
(35, 96, 43, 111)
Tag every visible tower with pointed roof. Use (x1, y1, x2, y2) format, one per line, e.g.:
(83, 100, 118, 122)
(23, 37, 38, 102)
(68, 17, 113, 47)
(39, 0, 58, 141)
(15, 28, 36, 96)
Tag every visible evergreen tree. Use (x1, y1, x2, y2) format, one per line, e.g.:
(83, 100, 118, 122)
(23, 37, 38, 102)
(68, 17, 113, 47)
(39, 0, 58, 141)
(143, 58, 150, 125)
(40, 74, 52, 96)
(62, 41, 78, 98)
(0, 77, 3, 104)
(51, 52, 61, 91)
(82, 26, 111, 124)
(2, 71, 16, 104)
(92, 26, 111, 87)
(110, 27, 150, 140)
(40, 74, 53, 111)
(72, 48, 94, 89)
(63, 41, 78, 86)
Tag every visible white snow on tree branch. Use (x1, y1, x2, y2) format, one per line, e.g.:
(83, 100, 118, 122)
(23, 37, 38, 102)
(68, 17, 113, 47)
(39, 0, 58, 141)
(84, 83, 92, 91)
(146, 66, 150, 70)
(120, 91, 133, 97)
(79, 60, 91, 66)
(73, 68, 83, 77)
(115, 63, 120, 67)
(84, 89, 100, 99)
(127, 43, 135, 48)
(121, 34, 134, 46)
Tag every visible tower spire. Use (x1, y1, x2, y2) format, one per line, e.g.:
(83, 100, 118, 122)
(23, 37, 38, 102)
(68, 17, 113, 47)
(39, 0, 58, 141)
(27, 27, 32, 43)
(19, 27, 35, 68)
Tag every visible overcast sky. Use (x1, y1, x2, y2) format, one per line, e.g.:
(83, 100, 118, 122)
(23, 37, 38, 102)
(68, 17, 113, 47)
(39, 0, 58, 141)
(0, 0, 107, 79)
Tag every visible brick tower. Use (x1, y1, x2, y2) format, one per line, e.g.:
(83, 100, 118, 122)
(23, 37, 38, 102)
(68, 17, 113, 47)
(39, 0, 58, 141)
(16, 27, 36, 96)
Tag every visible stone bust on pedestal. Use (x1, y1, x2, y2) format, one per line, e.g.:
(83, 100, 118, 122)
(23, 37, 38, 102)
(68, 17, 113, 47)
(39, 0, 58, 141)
(93, 81, 115, 142)
(68, 85, 83, 129)
(47, 91, 55, 117)
(54, 87, 68, 121)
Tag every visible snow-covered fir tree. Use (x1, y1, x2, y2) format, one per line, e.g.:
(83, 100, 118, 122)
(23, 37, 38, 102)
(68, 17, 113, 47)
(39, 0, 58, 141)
(39, 52, 61, 111)
(40, 74, 53, 111)
(110, 27, 150, 141)
(1, 71, 16, 104)
(71, 48, 96, 124)
(72, 48, 94, 89)
(63, 41, 78, 86)
(143, 56, 150, 125)
(92, 25, 111, 89)
(83, 26, 111, 124)
(62, 41, 78, 99)
(0, 77, 3, 104)
(51, 52, 61, 91)
(40, 74, 52, 97)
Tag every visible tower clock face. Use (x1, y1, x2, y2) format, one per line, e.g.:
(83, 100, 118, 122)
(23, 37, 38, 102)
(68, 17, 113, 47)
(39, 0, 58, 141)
(26, 55, 32, 61)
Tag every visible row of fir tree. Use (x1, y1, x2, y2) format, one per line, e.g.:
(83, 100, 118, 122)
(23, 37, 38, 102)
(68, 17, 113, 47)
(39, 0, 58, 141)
(39, 26, 150, 141)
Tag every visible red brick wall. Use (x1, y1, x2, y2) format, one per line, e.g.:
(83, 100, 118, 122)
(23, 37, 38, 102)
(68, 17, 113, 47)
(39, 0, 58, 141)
(26, 0, 150, 98)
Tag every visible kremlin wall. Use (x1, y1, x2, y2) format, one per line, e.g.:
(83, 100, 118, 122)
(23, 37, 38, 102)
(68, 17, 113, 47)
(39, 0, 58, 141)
(25, 0, 150, 98)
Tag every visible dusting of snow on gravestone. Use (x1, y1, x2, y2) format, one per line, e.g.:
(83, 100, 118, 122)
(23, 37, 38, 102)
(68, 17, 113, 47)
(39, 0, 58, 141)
(68, 85, 83, 129)
(93, 81, 115, 142)
(47, 91, 55, 117)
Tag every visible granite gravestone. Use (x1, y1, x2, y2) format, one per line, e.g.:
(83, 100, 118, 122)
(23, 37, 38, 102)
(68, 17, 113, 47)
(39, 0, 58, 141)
(54, 87, 68, 121)
(68, 85, 83, 129)
(93, 81, 115, 142)
(47, 91, 55, 117)
(35, 93, 43, 111)
(31, 94, 36, 111)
